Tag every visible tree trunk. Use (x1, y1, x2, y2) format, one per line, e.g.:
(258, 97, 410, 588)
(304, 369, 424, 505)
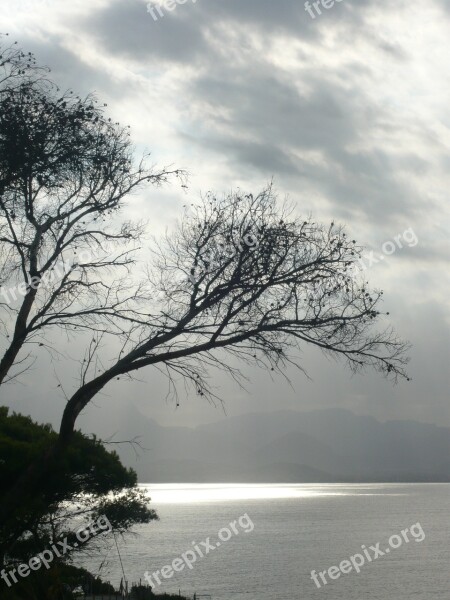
(0, 381, 106, 535)
(0, 286, 38, 385)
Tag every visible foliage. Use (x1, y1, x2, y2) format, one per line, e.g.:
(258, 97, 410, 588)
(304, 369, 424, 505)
(0, 42, 184, 386)
(1, 566, 190, 600)
(0, 407, 157, 567)
(0, 33, 47, 93)
(131, 585, 189, 600)
(0, 37, 409, 536)
(1, 564, 115, 600)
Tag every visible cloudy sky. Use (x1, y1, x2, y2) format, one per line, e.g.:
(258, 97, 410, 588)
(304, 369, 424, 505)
(1, 0, 449, 431)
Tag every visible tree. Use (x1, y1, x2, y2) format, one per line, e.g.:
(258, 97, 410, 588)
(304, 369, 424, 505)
(0, 34, 46, 93)
(0, 42, 410, 528)
(0, 407, 157, 578)
(1, 188, 410, 522)
(0, 34, 49, 246)
(54, 188, 409, 445)
(0, 62, 184, 385)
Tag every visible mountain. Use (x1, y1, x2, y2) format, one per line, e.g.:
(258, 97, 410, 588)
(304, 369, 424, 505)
(249, 430, 345, 474)
(79, 406, 450, 482)
(136, 458, 336, 483)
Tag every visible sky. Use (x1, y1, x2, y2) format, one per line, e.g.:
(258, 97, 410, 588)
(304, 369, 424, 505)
(0, 0, 449, 432)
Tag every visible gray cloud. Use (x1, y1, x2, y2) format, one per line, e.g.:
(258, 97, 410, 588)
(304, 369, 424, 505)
(182, 66, 429, 222)
(85, 0, 211, 64)
(16, 34, 132, 98)
(82, 0, 400, 67)
(1, 0, 448, 431)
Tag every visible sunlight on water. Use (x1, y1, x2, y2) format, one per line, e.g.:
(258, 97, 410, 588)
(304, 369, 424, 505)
(79, 484, 448, 599)
(140, 483, 392, 504)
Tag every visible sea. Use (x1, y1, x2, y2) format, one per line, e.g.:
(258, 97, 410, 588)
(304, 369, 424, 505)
(80, 483, 449, 599)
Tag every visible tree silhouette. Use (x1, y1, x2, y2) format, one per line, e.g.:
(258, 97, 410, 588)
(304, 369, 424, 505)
(0, 407, 157, 570)
(0, 34, 46, 92)
(0, 63, 184, 385)
(0, 41, 410, 530)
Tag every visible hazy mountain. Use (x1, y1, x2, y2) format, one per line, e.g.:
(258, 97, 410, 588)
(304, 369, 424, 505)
(79, 406, 450, 482)
(250, 431, 345, 474)
(135, 459, 335, 483)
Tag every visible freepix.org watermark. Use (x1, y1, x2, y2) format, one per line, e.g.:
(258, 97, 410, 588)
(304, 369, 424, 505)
(307, 227, 419, 302)
(0, 515, 112, 588)
(0, 243, 115, 305)
(355, 227, 419, 271)
(305, 0, 345, 19)
(147, 0, 197, 21)
(144, 513, 254, 588)
(188, 232, 259, 285)
(310, 522, 425, 589)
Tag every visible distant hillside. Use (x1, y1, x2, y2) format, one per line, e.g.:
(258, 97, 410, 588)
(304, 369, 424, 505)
(78, 406, 450, 483)
(137, 458, 336, 483)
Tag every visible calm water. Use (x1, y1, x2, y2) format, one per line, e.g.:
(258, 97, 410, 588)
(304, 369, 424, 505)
(84, 484, 449, 599)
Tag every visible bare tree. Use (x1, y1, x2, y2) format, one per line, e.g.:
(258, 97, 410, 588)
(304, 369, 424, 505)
(0, 43, 410, 529)
(5, 185, 407, 450)
(0, 33, 46, 92)
(0, 75, 184, 385)
(54, 188, 409, 443)
(0, 188, 411, 524)
(0, 34, 49, 215)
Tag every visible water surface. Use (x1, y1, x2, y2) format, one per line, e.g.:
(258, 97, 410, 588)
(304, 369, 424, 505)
(82, 483, 449, 599)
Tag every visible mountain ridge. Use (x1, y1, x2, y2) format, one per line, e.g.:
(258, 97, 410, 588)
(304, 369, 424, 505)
(78, 406, 450, 482)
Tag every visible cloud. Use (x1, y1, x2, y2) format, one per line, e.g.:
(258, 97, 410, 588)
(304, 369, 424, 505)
(84, 0, 210, 64)
(1, 0, 449, 429)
